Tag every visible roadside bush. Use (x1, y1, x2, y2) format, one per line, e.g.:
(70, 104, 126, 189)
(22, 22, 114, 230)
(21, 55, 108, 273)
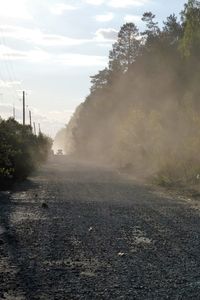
(0, 118, 52, 187)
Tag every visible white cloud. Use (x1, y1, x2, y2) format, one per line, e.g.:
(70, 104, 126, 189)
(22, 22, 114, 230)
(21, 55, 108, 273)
(95, 12, 114, 22)
(0, 45, 26, 60)
(50, 3, 77, 15)
(98, 43, 114, 48)
(27, 49, 51, 62)
(85, 0, 104, 5)
(56, 53, 107, 67)
(95, 28, 118, 41)
(0, 25, 90, 47)
(0, 45, 107, 67)
(0, 0, 32, 19)
(0, 80, 22, 88)
(0, 45, 50, 62)
(108, 0, 149, 7)
(84, 0, 149, 7)
(0, 103, 15, 120)
(41, 34, 89, 47)
(124, 15, 142, 23)
(0, 25, 117, 50)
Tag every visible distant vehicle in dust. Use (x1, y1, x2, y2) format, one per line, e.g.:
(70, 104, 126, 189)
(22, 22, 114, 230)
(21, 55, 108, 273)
(56, 149, 63, 155)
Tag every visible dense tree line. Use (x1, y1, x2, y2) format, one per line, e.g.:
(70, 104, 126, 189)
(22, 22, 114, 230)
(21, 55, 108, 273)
(0, 117, 52, 188)
(65, 0, 200, 185)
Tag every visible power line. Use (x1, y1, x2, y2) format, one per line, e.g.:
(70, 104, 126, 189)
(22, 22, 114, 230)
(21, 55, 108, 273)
(0, 27, 40, 130)
(0, 25, 23, 103)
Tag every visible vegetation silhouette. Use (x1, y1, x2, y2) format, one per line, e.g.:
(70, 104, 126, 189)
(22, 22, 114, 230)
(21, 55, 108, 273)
(0, 117, 52, 188)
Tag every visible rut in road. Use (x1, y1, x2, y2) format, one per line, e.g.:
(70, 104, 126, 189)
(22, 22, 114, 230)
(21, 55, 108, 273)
(1, 157, 200, 299)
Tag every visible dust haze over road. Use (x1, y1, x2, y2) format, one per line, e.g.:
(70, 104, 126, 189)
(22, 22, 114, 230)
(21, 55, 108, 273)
(1, 157, 200, 299)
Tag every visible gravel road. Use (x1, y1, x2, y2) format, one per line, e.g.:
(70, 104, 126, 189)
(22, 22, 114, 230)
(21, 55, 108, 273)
(1, 157, 200, 299)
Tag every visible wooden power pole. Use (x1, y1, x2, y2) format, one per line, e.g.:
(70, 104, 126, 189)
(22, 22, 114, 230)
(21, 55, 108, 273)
(33, 122, 36, 135)
(13, 104, 15, 120)
(23, 91, 25, 126)
(29, 110, 32, 129)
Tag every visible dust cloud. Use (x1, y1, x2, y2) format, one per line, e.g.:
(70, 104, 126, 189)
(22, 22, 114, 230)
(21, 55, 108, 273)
(58, 2, 200, 185)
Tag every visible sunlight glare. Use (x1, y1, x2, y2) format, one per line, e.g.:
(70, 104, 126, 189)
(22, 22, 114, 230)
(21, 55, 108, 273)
(0, 0, 32, 19)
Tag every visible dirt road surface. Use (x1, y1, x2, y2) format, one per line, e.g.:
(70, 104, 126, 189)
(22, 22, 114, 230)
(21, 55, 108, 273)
(1, 157, 200, 299)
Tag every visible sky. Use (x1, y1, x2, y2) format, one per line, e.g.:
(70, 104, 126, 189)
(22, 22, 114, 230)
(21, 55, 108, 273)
(0, 0, 186, 137)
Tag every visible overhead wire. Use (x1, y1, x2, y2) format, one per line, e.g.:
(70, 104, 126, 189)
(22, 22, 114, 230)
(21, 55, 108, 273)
(0, 26, 22, 98)
(0, 25, 25, 119)
(0, 26, 38, 128)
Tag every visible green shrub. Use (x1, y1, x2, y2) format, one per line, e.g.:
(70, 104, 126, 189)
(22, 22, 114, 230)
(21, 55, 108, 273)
(0, 118, 52, 187)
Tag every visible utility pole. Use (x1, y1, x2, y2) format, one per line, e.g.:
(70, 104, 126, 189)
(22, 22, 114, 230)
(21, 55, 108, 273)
(13, 104, 15, 120)
(23, 91, 25, 126)
(33, 122, 36, 135)
(29, 110, 32, 130)
(38, 123, 41, 134)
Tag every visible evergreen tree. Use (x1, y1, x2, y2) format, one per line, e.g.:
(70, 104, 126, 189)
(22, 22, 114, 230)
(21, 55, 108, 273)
(163, 14, 182, 44)
(109, 23, 140, 72)
(142, 12, 160, 37)
(90, 68, 111, 93)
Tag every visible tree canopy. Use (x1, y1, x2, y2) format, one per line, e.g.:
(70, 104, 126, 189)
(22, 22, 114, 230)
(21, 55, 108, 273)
(109, 23, 140, 72)
(65, 0, 200, 185)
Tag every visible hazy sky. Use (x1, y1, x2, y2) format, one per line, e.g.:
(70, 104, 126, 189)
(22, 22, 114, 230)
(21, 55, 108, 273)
(0, 0, 186, 137)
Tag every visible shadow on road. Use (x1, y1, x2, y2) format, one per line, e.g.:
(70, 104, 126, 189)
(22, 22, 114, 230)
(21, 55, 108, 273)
(1, 158, 200, 299)
(0, 180, 40, 299)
